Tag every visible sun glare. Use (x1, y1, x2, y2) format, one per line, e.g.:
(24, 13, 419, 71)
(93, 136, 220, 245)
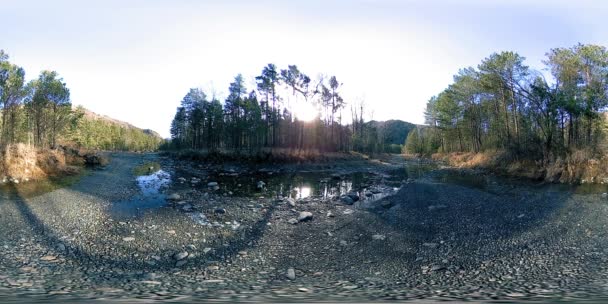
(294, 101, 318, 122)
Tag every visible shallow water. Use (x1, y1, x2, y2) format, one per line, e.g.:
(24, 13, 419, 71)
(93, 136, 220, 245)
(109, 169, 171, 218)
(0, 174, 85, 200)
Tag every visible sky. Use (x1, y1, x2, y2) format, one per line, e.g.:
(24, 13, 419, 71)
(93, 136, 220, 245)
(1, 0, 607, 138)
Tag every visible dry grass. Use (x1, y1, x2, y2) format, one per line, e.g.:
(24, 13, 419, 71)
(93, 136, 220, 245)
(0, 144, 82, 182)
(431, 149, 608, 184)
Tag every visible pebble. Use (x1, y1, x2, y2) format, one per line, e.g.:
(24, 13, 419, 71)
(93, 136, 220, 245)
(122, 237, 135, 242)
(286, 268, 296, 280)
(173, 251, 189, 261)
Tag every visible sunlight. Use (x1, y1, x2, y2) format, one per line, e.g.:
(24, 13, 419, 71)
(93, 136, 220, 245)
(293, 101, 318, 122)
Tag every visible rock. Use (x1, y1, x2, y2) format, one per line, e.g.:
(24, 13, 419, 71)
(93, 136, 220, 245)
(286, 268, 296, 280)
(168, 194, 181, 201)
(298, 287, 310, 292)
(331, 174, 342, 180)
(203, 248, 212, 254)
(431, 264, 445, 271)
(298, 211, 313, 222)
(40, 255, 57, 261)
(238, 251, 248, 256)
(173, 251, 189, 261)
(207, 182, 219, 187)
(602, 193, 608, 199)
(191, 212, 211, 226)
(342, 209, 354, 215)
(56, 243, 66, 252)
(214, 208, 226, 214)
(286, 198, 296, 207)
(380, 201, 394, 209)
(423, 242, 438, 248)
(364, 191, 374, 197)
(428, 204, 447, 211)
(340, 196, 354, 205)
(288, 218, 299, 225)
(346, 192, 360, 202)
(372, 234, 386, 240)
(122, 237, 135, 242)
(175, 260, 187, 267)
(326, 211, 334, 217)
(256, 181, 266, 190)
(340, 240, 348, 246)
(186, 244, 196, 251)
(182, 204, 193, 211)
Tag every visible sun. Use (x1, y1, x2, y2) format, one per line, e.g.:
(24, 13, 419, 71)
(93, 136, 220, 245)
(293, 101, 318, 122)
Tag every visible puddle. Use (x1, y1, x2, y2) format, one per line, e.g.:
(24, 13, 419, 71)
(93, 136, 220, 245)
(207, 171, 383, 200)
(0, 173, 85, 200)
(110, 169, 171, 218)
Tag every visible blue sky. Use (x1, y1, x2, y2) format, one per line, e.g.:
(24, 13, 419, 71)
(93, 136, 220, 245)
(1, 0, 606, 137)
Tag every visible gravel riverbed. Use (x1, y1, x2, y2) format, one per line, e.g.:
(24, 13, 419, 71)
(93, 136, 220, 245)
(2, 152, 608, 302)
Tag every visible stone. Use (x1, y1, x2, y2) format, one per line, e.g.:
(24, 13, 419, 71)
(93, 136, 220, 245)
(214, 208, 226, 214)
(380, 201, 394, 209)
(346, 192, 360, 202)
(340, 196, 354, 205)
(168, 194, 181, 200)
(286, 268, 296, 280)
(286, 198, 296, 207)
(428, 204, 447, 211)
(173, 251, 189, 261)
(207, 182, 219, 187)
(288, 218, 299, 225)
(40, 255, 57, 261)
(423, 242, 438, 248)
(372, 234, 386, 240)
(602, 193, 608, 199)
(298, 211, 313, 222)
(175, 260, 187, 267)
(257, 181, 266, 190)
(122, 237, 135, 242)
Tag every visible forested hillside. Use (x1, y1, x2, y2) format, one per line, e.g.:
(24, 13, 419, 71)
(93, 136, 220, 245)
(168, 64, 412, 155)
(0, 50, 162, 152)
(68, 107, 163, 151)
(405, 43, 608, 182)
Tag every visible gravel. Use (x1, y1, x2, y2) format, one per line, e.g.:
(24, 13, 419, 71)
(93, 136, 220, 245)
(2, 153, 608, 302)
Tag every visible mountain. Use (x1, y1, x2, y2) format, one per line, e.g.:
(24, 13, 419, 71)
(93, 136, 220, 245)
(365, 119, 416, 145)
(71, 106, 163, 151)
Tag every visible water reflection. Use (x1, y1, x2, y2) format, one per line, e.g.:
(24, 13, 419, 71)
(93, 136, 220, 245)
(110, 169, 171, 218)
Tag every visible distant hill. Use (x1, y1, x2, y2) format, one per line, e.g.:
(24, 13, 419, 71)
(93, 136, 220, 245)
(365, 119, 416, 145)
(78, 107, 162, 138)
(70, 106, 163, 151)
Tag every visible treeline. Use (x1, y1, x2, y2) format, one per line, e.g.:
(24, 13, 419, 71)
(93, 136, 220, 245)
(406, 43, 608, 162)
(168, 64, 408, 154)
(0, 50, 161, 152)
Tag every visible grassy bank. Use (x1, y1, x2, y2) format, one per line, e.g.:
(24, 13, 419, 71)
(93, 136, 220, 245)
(425, 150, 608, 184)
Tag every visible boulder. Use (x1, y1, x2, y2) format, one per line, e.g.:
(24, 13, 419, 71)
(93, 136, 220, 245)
(298, 211, 313, 222)
(340, 195, 354, 205)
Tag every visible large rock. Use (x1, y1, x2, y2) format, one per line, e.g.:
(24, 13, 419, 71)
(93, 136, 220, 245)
(340, 195, 355, 205)
(298, 211, 313, 222)
(346, 192, 360, 202)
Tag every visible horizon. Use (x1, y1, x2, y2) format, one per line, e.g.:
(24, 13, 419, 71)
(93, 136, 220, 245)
(2, 0, 607, 138)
